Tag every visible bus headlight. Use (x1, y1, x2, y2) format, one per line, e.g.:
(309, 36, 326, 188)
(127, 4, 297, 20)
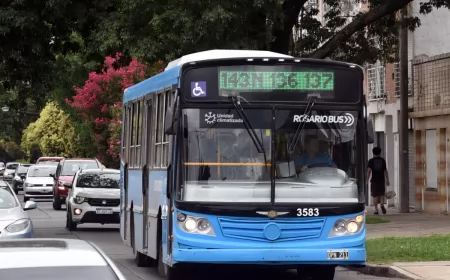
(177, 212, 216, 236)
(328, 214, 364, 238)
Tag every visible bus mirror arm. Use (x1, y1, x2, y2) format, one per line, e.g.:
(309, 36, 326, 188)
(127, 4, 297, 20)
(366, 118, 374, 144)
(166, 164, 172, 199)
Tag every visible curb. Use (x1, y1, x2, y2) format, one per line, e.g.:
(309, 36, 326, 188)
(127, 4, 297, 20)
(348, 264, 423, 279)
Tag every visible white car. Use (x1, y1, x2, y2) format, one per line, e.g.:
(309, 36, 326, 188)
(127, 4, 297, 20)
(23, 165, 57, 202)
(65, 168, 120, 230)
(0, 238, 127, 280)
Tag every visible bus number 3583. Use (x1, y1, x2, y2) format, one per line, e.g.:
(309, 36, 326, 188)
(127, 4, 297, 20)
(297, 208, 320, 217)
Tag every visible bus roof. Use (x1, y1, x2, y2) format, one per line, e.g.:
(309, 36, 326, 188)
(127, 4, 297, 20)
(164, 49, 292, 71)
(123, 50, 292, 103)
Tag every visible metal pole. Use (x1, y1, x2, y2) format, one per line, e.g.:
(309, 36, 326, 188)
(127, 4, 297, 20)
(399, 6, 410, 213)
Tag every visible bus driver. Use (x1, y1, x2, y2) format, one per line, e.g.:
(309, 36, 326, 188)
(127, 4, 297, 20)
(294, 136, 337, 173)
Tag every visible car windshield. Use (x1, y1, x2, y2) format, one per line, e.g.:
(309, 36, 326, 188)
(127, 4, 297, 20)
(0, 187, 19, 209)
(179, 108, 361, 204)
(77, 173, 120, 188)
(6, 163, 18, 170)
(61, 161, 99, 176)
(0, 266, 119, 280)
(17, 166, 30, 173)
(28, 166, 57, 177)
(38, 161, 59, 165)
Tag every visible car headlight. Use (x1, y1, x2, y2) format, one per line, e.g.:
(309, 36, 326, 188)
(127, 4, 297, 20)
(75, 196, 87, 204)
(4, 171, 8, 176)
(328, 214, 365, 237)
(24, 182, 33, 188)
(176, 212, 215, 236)
(6, 219, 30, 233)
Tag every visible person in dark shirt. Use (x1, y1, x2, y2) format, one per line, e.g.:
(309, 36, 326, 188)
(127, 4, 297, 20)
(367, 147, 390, 215)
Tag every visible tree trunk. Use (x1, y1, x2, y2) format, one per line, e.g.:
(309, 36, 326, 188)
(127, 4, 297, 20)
(310, 0, 413, 59)
(270, 0, 308, 54)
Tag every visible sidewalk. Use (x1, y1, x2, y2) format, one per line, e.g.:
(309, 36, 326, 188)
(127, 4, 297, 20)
(360, 210, 450, 279)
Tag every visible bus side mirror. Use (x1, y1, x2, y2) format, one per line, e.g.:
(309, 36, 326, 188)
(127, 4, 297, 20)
(164, 99, 179, 135)
(367, 118, 374, 144)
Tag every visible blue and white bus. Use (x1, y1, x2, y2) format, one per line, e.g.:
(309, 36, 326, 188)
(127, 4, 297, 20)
(120, 50, 374, 280)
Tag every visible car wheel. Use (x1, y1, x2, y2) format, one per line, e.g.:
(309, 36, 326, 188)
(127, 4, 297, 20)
(53, 197, 62, 210)
(67, 208, 77, 231)
(23, 196, 29, 202)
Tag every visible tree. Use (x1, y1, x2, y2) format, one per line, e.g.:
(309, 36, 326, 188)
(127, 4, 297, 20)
(85, 0, 449, 65)
(21, 102, 86, 158)
(0, 140, 24, 161)
(66, 53, 155, 167)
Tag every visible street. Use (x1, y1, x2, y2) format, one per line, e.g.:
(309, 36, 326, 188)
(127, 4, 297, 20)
(22, 195, 400, 280)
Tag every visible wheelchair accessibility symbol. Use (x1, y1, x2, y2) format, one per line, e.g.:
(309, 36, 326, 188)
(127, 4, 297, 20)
(191, 81, 207, 97)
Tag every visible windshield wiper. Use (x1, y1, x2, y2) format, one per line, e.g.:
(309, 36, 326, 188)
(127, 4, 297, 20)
(229, 94, 265, 154)
(287, 96, 317, 154)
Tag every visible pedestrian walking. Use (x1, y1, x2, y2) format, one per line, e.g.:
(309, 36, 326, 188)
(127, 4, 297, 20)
(367, 147, 390, 215)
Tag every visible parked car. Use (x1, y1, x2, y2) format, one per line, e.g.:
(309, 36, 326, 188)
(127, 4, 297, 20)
(3, 162, 19, 182)
(65, 169, 120, 231)
(23, 165, 57, 202)
(51, 158, 102, 210)
(0, 238, 127, 280)
(0, 162, 5, 176)
(0, 180, 37, 239)
(12, 164, 32, 194)
(36, 156, 64, 165)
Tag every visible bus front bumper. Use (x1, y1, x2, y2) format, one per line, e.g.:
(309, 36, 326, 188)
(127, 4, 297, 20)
(172, 246, 366, 266)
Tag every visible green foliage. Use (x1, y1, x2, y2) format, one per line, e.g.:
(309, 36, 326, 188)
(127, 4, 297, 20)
(86, 0, 431, 65)
(0, 139, 24, 160)
(21, 102, 87, 158)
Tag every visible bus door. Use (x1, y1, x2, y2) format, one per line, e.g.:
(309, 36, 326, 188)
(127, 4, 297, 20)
(143, 98, 153, 252)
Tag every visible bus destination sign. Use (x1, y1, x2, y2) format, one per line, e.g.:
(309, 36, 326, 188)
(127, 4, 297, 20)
(219, 71, 334, 91)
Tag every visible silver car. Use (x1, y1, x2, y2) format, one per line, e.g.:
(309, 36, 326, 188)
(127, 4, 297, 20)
(23, 165, 57, 202)
(0, 238, 127, 280)
(3, 162, 19, 182)
(0, 181, 37, 239)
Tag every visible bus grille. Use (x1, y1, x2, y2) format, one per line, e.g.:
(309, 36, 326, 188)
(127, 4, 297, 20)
(218, 217, 325, 242)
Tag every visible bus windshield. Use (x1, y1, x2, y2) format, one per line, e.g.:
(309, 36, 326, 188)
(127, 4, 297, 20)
(179, 108, 361, 204)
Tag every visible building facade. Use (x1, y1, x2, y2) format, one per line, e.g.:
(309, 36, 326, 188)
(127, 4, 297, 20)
(366, 2, 450, 213)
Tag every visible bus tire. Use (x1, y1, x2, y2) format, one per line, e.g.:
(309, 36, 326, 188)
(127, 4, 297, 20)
(297, 265, 335, 280)
(157, 237, 182, 280)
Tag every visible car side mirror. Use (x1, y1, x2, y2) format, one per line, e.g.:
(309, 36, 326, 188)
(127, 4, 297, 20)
(63, 182, 72, 188)
(23, 201, 37, 211)
(49, 173, 55, 179)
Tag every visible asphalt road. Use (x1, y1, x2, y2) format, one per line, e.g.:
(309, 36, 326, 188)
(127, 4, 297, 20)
(19, 194, 401, 280)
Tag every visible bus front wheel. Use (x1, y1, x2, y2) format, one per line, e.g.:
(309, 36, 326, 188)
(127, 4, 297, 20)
(297, 265, 335, 280)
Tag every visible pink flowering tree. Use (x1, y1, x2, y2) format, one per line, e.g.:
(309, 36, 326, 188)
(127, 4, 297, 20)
(66, 53, 162, 167)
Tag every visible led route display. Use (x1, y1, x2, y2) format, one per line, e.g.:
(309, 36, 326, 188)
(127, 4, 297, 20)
(219, 71, 335, 91)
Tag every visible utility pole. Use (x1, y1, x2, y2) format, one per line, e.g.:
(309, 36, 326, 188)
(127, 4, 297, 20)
(399, 6, 410, 213)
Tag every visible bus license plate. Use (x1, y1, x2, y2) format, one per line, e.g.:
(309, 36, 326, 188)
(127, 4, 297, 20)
(96, 208, 113, 215)
(327, 250, 349, 260)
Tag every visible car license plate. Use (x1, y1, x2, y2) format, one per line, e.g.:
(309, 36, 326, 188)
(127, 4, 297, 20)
(96, 208, 113, 214)
(327, 250, 349, 260)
